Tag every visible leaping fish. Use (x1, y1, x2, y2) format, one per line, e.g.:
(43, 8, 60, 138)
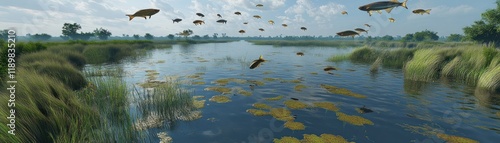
(126, 9, 160, 21)
(358, 0, 408, 16)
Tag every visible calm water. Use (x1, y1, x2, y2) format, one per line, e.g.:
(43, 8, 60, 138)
(90, 41, 500, 143)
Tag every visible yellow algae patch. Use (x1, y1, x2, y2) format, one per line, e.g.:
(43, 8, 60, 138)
(320, 134, 350, 143)
(246, 109, 270, 116)
(336, 112, 374, 126)
(284, 121, 306, 130)
(156, 60, 166, 63)
(294, 84, 307, 91)
(249, 80, 265, 86)
(209, 95, 231, 103)
(213, 78, 248, 86)
(264, 77, 280, 82)
(496, 112, 500, 117)
(301, 134, 323, 143)
(252, 103, 271, 109)
(273, 136, 300, 143)
(310, 72, 318, 75)
(192, 81, 205, 85)
(193, 97, 205, 109)
(204, 86, 232, 94)
(270, 108, 295, 121)
(263, 71, 275, 75)
(320, 84, 366, 98)
(157, 132, 173, 143)
(237, 88, 252, 96)
(187, 74, 202, 79)
(265, 95, 284, 101)
(313, 102, 340, 112)
(145, 70, 157, 73)
(284, 100, 308, 110)
(436, 133, 478, 143)
(178, 111, 203, 121)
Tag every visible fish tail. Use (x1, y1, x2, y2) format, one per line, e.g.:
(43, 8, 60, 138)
(426, 9, 431, 14)
(401, 0, 408, 9)
(126, 15, 134, 21)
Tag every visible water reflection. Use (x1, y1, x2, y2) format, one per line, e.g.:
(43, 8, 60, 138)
(474, 88, 500, 107)
(403, 79, 429, 95)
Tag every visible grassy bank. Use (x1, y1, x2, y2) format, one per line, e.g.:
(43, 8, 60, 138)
(366, 41, 475, 48)
(248, 40, 364, 47)
(154, 39, 236, 45)
(329, 45, 500, 92)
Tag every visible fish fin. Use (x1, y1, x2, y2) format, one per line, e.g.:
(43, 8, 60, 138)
(426, 9, 431, 14)
(401, 0, 408, 9)
(377, 10, 382, 14)
(368, 11, 372, 16)
(386, 7, 394, 13)
(143, 16, 147, 20)
(149, 15, 152, 19)
(126, 15, 134, 21)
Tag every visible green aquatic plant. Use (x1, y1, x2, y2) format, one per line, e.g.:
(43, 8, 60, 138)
(497, 112, 500, 117)
(270, 108, 294, 121)
(370, 57, 382, 73)
(280, 79, 302, 83)
(313, 102, 340, 112)
(294, 84, 307, 91)
(320, 133, 350, 143)
(177, 111, 203, 121)
(237, 88, 253, 96)
(252, 103, 272, 109)
(273, 136, 301, 143)
(263, 77, 280, 82)
(191, 81, 206, 85)
(284, 121, 306, 130)
(209, 95, 231, 103)
(320, 84, 367, 98)
(157, 132, 173, 143)
(134, 113, 164, 131)
(301, 134, 323, 143)
(204, 86, 232, 94)
(249, 80, 265, 86)
(477, 66, 500, 92)
(246, 109, 270, 116)
(213, 78, 248, 86)
(310, 72, 318, 75)
(328, 53, 351, 62)
(284, 100, 308, 110)
(436, 133, 479, 143)
(336, 112, 374, 126)
(193, 96, 206, 109)
(265, 95, 284, 101)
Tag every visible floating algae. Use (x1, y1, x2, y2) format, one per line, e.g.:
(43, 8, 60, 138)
(191, 81, 205, 85)
(270, 108, 295, 121)
(265, 95, 284, 101)
(186, 74, 202, 79)
(246, 109, 270, 116)
(313, 102, 340, 112)
(193, 96, 205, 109)
(213, 78, 248, 86)
(273, 136, 300, 143)
(157, 132, 173, 143)
(436, 133, 479, 143)
(320, 84, 366, 98)
(263, 77, 280, 82)
(263, 71, 275, 75)
(204, 86, 232, 94)
(237, 88, 252, 96)
(284, 121, 306, 130)
(320, 133, 350, 143)
(145, 70, 157, 73)
(301, 134, 323, 142)
(249, 80, 265, 86)
(294, 84, 307, 91)
(336, 112, 374, 126)
(284, 100, 308, 110)
(497, 112, 500, 117)
(281, 79, 302, 83)
(178, 111, 203, 121)
(134, 113, 164, 131)
(310, 72, 318, 75)
(252, 103, 272, 109)
(157, 60, 166, 63)
(398, 123, 443, 137)
(209, 95, 231, 103)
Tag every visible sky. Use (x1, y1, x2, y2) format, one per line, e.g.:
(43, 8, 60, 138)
(0, 0, 497, 37)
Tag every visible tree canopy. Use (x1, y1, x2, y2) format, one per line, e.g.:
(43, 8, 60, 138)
(30, 33, 52, 41)
(401, 30, 438, 42)
(144, 33, 154, 40)
(93, 28, 112, 40)
(463, 0, 500, 46)
(446, 34, 464, 42)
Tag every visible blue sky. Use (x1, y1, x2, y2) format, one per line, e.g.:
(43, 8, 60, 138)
(0, 0, 497, 37)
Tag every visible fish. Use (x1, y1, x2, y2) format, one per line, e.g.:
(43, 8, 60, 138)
(358, 106, 374, 114)
(336, 30, 359, 38)
(296, 52, 304, 56)
(249, 55, 265, 69)
(235, 11, 242, 15)
(412, 9, 431, 15)
(323, 66, 337, 71)
(364, 24, 371, 27)
(256, 4, 264, 7)
(258, 28, 265, 31)
(389, 18, 395, 22)
(300, 27, 307, 31)
(355, 28, 368, 33)
(196, 13, 205, 18)
(126, 9, 160, 21)
(239, 30, 246, 34)
(282, 24, 288, 27)
(290, 98, 299, 101)
(358, 0, 408, 16)
(341, 11, 348, 15)
(253, 15, 261, 19)
(172, 18, 182, 23)
(268, 20, 274, 25)
(243, 22, 249, 24)
(216, 19, 227, 24)
(193, 20, 205, 25)
(217, 13, 222, 18)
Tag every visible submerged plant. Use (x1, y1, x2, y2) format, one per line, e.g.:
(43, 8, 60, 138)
(284, 100, 308, 109)
(265, 95, 284, 101)
(246, 109, 270, 116)
(252, 103, 272, 109)
(209, 95, 232, 103)
(273, 136, 300, 143)
(320, 84, 367, 98)
(436, 133, 478, 143)
(284, 121, 306, 130)
(313, 102, 340, 112)
(336, 112, 374, 126)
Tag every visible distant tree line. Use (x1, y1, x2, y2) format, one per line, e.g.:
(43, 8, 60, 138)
(463, 0, 500, 47)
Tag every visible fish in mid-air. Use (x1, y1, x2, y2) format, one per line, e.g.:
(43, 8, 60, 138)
(235, 11, 242, 15)
(258, 28, 265, 31)
(193, 20, 205, 25)
(296, 52, 304, 56)
(268, 20, 274, 25)
(216, 19, 227, 24)
(249, 55, 266, 69)
(389, 18, 395, 22)
(172, 18, 182, 23)
(358, 0, 408, 16)
(256, 4, 264, 7)
(217, 14, 222, 18)
(243, 22, 249, 24)
(355, 28, 368, 33)
(239, 30, 246, 34)
(253, 15, 261, 19)
(196, 13, 205, 18)
(364, 24, 371, 27)
(126, 9, 160, 21)
(336, 30, 360, 38)
(341, 11, 348, 15)
(300, 27, 307, 31)
(412, 9, 431, 15)
(282, 24, 288, 27)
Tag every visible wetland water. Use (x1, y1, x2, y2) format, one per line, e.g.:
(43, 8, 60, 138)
(88, 41, 499, 142)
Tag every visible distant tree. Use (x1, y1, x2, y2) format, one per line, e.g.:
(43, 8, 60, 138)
(167, 34, 175, 40)
(192, 35, 201, 39)
(93, 28, 112, 40)
(381, 35, 394, 41)
(74, 32, 94, 40)
(31, 33, 52, 41)
(177, 29, 193, 39)
(365, 36, 373, 43)
(62, 23, 82, 40)
(144, 33, 154, 40)
(402, 34, 414, 41)
(133, 34, 140, 40)
(203, 34, 210, 39)
(60, 36, 70, 40)
(213, 33, 218, 39)
(446, 34, 464, 42)
(1, 29, 10, 40)
(463, 0, 500, 46)
(413, 30, 439, 41)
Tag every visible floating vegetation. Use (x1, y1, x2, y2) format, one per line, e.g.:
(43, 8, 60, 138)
(320, 133, 350, 143)
(336, 112, 374, 126)
(213, 78, 248, 86)
(191, 81, 205, 85)
(263, 71, 275, 74)
(320, 84, 367, 98)
(209, 95, 231, 103)
(273, 136, 300, 143)
(145, 70, 157, 73)
(284, 100, 308, 110)
(134, 113, 164, 131)
(252, 103, 272, 109)
(284, 121, 306, 130)
(178, 111, 203, 121)
(186, 74, 202, 79)
(436, 133, 479, 143)
(246, 109, 270, 116)
(313, 102, 340, 112)
(280, 79, 302, 83)
(301, 134, 323, 142)
(265, 95, 284, 101)
(138, 80, 166, 88)
(310, 72, 318, 75)
(294, 84, 307, 91)
(204, 86, 232, 94)
(263, 77, 280, 82)
(157, 60, 166, 63)
(193, 96, 205, 109)
(237, 88, 253, 96)
(270, 108, 295, 121)
(496, 112, 500, 117)
(207, 117, 217, 122)
(398, 123, 442, 137)
(157, 132, 173, 143)
(249, 80, 265, 86)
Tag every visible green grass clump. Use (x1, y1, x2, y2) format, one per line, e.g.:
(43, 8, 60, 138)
(477, 66, 500, 92)
(349, 46, 381, 63)
(404, 48, 446, 82)
(82, 44, 135, 64)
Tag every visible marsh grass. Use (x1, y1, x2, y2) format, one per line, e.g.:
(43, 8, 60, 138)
(249, 40, 363, 47)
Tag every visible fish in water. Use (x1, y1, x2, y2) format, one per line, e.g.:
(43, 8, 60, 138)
(193, 20, 205, 25)
(324, 66, 337, 71)
(256, 4, 264, 7)
(217, 13, 222, 18)
(196, 13, 205, 18)
(290, 98, 299, 101)
(216, 19, 227, 24)
(282, 24, 288, 27)
(336, 30, 360, 38)
(259, 28, 265, 31)
(412, 9, 431, 15)
(243, 22, 249, 24)
(389, 18, 395, 22)
(249, 55, 265, 69)
(268, 20, 274, 25)
(239, 30, 246, 34)
(296, 52, 304, 56)
(235, 11, 242, 15)
(358, 106, 374, 114)
(358, 0, 408, 16)
(341, 11, 348, 15)
(172, 18, 182, 23)
(126, 9, 160, 21)
(355, 28, 368, 33)
(365, 24, 371, 27)
(300, 27, 307, 31)
(253, 15, 261, 19)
